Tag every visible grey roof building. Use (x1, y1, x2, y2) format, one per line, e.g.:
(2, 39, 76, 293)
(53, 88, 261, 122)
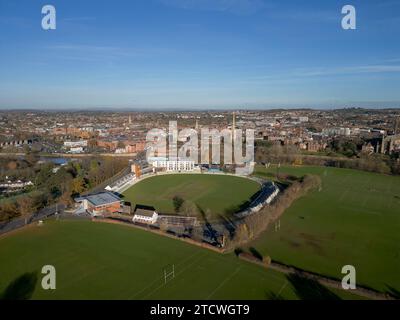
(75, 192, 122, 216)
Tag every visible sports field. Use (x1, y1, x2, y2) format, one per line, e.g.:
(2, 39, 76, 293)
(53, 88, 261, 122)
(0, 220, 362, 300)
(250, 165, 400, 295)
(122, 174, 261, 218)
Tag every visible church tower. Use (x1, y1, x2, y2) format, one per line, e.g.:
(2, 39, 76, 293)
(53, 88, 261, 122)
(232, 112, 236, 135)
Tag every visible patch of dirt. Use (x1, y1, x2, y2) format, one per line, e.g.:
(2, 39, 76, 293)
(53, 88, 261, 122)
(299, 233, 325, 256)
(286, 238, 302, 249)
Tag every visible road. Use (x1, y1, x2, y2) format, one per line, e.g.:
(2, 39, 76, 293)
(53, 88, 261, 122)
(0, 203, 65, 236)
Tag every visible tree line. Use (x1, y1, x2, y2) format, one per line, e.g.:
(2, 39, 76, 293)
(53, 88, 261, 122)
(224, 175, 322, 250)
(0, 156, 128, 222)
(255, 140, 400, 175)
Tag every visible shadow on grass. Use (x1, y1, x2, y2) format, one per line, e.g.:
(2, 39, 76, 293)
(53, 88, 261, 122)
(1, 272, 38, 300)
(286, 274, 341, 300)
(385, 284, 400, 299)
(265, 292, 286, 300)
(217, 214, 237, 240)
(234, 248, 243, 256)
(249, 247, 263, 261)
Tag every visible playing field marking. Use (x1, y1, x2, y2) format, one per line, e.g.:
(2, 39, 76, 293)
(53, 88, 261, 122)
(56, 264, 108, 292)
(386, 179, 395, 209)
(131, 247, 282, 300)
(205, 266, 242, 300)
(203, 256, 287, 294)
(277, 280, 288, 296)
(129, 250, 204, 299)
(337, 172, 354, 203)
(337, 175, 352, 203)
(129, 252, 202, 298)
(205, 254, 287, 284)
(36, 250, 94, 291)
(45, 249, 86, 268)
(360, 177, 371, 208)
(192, 254, 286, 287)
(338, 189, 349, 203)
(138, 252, 208, 300)
(139, 252, 207, 299)
(240, 264, 289, 284)
(338, 205, 382, 216)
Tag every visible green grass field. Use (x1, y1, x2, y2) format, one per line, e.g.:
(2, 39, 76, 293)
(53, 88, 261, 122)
(250, 165, 400, 295)
(122, 174, 261, 218)
(0, 220, 363, 300)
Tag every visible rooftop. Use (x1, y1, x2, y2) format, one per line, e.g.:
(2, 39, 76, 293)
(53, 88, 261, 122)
(134, 204, 156, 217)
(76, 192, 121, 207)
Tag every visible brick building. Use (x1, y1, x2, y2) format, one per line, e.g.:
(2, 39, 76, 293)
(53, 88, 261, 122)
(75, 192, 122, 216)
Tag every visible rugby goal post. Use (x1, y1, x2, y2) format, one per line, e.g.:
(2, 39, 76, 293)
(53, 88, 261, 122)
(274, 220, 281, 232)
(163, 264, 175, 284)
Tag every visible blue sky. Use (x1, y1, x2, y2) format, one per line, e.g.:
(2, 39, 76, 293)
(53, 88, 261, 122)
(0, 0, 400, 109)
